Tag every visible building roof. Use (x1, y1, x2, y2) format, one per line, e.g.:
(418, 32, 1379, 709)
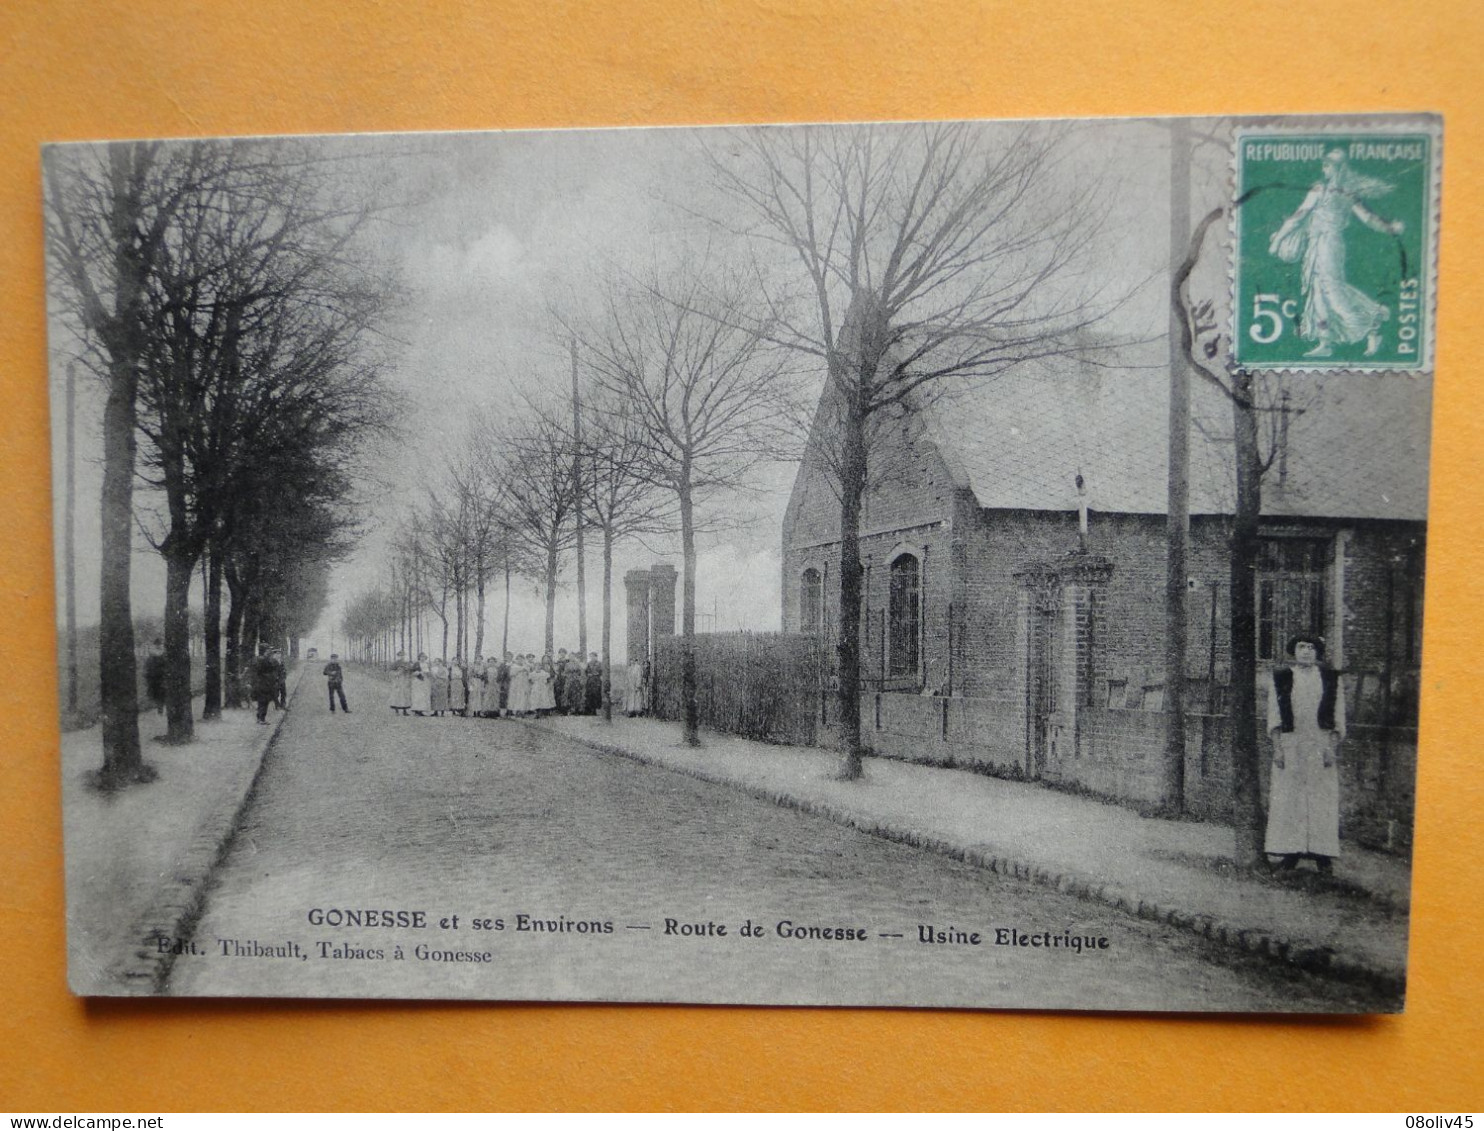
(920, 351, 1432, 522)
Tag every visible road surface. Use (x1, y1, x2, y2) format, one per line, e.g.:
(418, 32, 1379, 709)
(169, 668, 1382, 1010)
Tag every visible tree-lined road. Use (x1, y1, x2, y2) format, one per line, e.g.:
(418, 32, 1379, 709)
(169, 668, 1380, 1010)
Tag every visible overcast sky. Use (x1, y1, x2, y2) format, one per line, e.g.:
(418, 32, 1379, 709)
(49, 116, 1208, 660)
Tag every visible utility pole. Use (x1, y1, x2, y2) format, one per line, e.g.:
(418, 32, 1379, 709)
(64, 361, 79, 714)
(1164, 119, 1192, 814)
(572, 338, 588, 656)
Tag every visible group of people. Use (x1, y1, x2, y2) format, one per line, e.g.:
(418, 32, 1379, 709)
(385, 649, 648, 719)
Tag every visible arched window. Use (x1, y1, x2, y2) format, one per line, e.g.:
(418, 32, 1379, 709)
(800, 568, 822, 635)
(889, 553, 920, 678)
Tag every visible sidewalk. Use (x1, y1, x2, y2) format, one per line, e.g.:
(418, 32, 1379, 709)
(61, 673, 299, 995)
(532, 713, 1412, 998)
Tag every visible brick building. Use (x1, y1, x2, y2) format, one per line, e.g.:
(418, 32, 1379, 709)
(780, 356, 1429, 834)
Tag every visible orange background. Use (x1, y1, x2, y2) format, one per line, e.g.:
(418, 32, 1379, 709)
(2, 0, 1480, 1112)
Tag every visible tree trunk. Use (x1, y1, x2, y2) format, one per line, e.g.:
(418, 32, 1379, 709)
(572, 342, 588, 656)
(162, 548, 196, 743)
(834, 386, 868, 779)
(64, 362, 79, 716)
(543, 542, 558, 658)
(95, 149, 152, 785)
(601, 525, 614, 723)
(502, 550, 510, 658)
(242, 585, 261, 672)
(679, 469, 700, 747)
(98, 360, 146, 781)
(1230, 372, 1265, 866)
(455, 575, 464, 660)
(224, 565, 246, 708)
(1163, 118, 1192, 814)
(202, 542, 223, 719)
(439, 584, 449, 660)
(474, 553, 486, 662)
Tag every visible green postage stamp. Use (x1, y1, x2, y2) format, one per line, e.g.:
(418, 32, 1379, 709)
(1234, 124, 1439, 370)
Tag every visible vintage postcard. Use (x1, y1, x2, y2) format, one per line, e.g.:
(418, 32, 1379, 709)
(47, 113, 1436, 1011)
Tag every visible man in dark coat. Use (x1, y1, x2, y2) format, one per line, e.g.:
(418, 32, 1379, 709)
(553, 648, 570, 714)
(323, 653, 349, 713)
(272, 648, 288, 709)
(253, 647, 279, 724)
(584, 653, 603, 715)
(496, 652, 512, 716)
(142, 637, 167, 715)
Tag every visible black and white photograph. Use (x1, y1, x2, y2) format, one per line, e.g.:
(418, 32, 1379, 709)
(46, 114, 1435, 1011)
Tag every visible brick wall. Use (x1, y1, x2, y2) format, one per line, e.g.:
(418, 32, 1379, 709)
(783, 421, 1424, 832)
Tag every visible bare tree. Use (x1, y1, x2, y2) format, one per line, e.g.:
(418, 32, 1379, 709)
(45, 141, 212, 785)
(495, 408, 581, 657)
(132, 141, 393, 739)
(705, 122, 1119, 779)
(574, 266, 794, 745)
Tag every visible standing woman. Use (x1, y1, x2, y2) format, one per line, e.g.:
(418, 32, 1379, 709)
(388, 650, 413, 716)
(497, 652, 513, 717)
(430, 657, 450, 716)
(562, 652, 585, 716)
(532, 653, 556, 716)
(584, 652, 603, 716)
(1266, 634, 1346, 872)
(507, 653, 528, 717)
(410, 652, 432, 716)
(468, 655, 487, 718)
(623, 658, 646, 717)
(448, 656, 466, 717)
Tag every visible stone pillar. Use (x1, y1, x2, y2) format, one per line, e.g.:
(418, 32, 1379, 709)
(1013, 561, 1061, 779)
(649, 562, 677, 639)
(624, 569, 651, 665)
(1059, 551, 1115, 758)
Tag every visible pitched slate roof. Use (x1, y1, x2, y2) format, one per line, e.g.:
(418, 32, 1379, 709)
(920, 350, 1432, 522)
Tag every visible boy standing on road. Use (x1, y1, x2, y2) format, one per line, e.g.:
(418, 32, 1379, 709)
(324, 653, 350, 714)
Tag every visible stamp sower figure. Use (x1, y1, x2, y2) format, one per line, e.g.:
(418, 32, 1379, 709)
(1266, 634, 1346, 872)
(143, 637, 167, 715)
(323, 653, 349, 714)
(1269, 148, 1405, 359)
(253, 646, 279, 725)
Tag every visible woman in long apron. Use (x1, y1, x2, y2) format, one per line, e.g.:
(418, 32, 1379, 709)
(448, 658, 466, 716)
(1265, 634, 1345, 871)
(507, 655, 529, 716)
(388, 651, 413, 715)
(467, 657, 486, 717)
(409, 653, 432, 715)
(623, 660, 646, 717)
(430, 658, 449, 716)
(531, 654, 556, 715)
